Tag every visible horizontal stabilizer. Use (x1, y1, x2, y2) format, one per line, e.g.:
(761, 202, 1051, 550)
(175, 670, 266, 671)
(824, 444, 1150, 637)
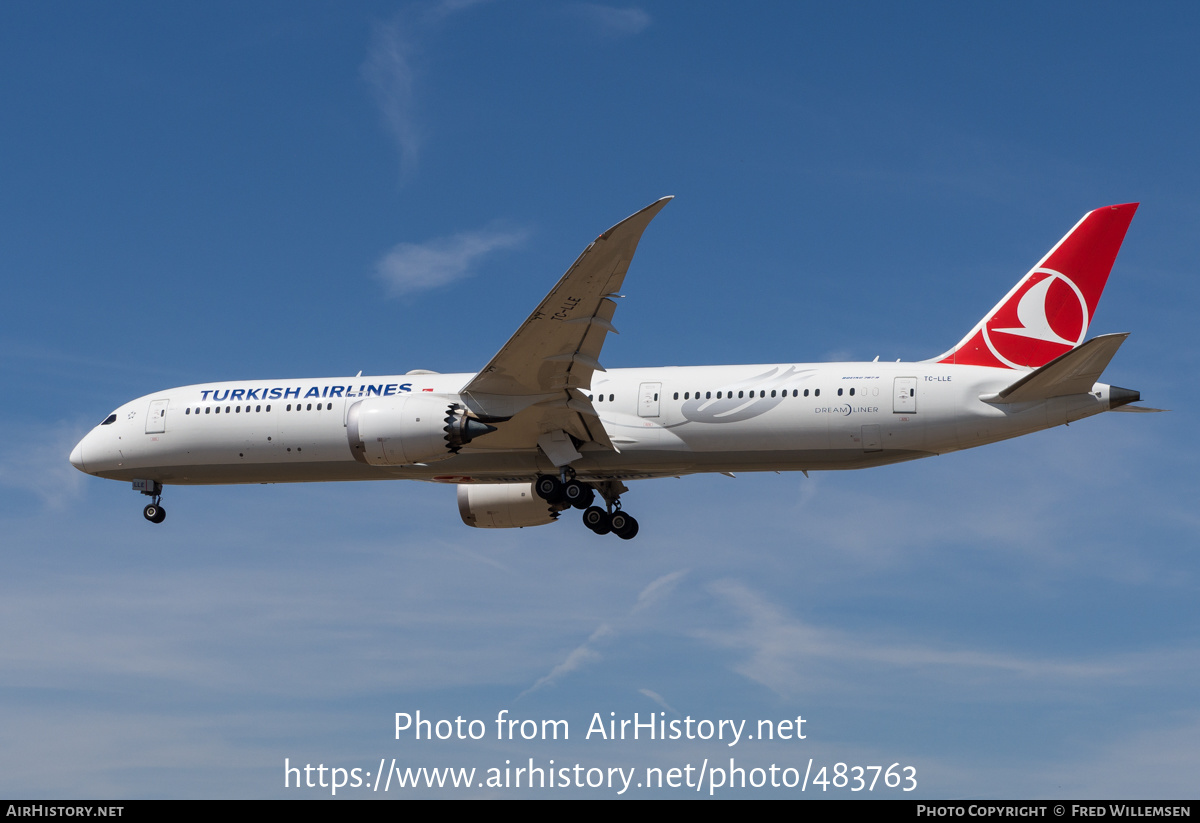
(1111, 404, 1166, 413)
(983, 333, 1129, 404)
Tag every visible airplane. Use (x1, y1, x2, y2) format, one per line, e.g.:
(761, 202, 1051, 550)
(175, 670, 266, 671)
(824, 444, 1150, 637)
(69, 198, 1156, 539)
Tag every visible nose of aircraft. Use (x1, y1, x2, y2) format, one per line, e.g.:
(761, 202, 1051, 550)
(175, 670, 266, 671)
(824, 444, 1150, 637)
(69, 438, 86, 472)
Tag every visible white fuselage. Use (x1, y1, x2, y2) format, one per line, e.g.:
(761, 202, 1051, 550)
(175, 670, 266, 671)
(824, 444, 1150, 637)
(70, 361, 1115, 487)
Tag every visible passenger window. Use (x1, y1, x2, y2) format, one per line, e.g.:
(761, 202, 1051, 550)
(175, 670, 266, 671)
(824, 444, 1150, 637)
(705, 391, 711, 399)
(837, 389, 843, 396)
(287, 404, 292, 411)
(256, 405, 261, 412)
(307, 403, 312, 411)
(266, 405, 271, 412)
(815, 389, 820, 397)
(673, 392, 679, 400)
(849, 388, 855, 397)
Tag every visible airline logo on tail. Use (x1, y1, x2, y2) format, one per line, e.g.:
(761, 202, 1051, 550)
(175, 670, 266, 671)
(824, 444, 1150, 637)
(936, 203, 1138, 370)
(984, 268, 1088, 368)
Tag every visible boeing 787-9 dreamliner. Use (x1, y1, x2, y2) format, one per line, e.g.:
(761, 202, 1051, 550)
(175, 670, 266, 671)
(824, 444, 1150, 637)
(70, 199, 1155, 539)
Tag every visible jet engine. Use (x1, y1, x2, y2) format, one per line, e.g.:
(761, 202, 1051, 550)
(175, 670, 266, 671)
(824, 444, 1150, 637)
(347, 396, 494, 466)
(457, 483, 561, 528)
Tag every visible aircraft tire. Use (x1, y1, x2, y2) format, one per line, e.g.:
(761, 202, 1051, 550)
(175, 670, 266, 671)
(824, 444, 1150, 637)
(610, 511, 638, 539)
(564, 481, 594, 509)
(613, 514, 638, 540)
(535, 475, 564, 503)
(143, 504, 166, 524)
(583, 506, 610, 535)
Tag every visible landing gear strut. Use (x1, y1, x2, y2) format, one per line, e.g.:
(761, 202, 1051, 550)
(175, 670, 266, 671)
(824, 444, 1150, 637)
(134, 479, 166, 524)
(536, 474, 638, 539)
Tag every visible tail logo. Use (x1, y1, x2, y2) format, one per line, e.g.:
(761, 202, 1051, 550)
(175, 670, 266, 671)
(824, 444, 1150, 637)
(983, 268, 1089, 369)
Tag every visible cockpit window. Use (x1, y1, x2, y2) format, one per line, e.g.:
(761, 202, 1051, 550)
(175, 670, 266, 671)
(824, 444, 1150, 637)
(100, 414, 117, 426)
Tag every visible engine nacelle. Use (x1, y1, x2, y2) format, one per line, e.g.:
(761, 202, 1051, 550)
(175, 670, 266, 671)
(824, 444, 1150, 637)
(347, 395, 494, 466)
(457, 483, 561, 529)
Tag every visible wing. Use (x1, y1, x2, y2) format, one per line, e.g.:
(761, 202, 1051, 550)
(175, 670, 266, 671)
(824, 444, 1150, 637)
(459, 197, 671, 461)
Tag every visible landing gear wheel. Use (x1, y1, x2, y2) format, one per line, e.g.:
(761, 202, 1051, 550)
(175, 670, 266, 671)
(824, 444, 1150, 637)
(611, 512, 638, 540)
(582, 506, 611, 535)
(534, 475, 565, 504)
(564, 480, 594, 509)
(143, 503, 166, 524)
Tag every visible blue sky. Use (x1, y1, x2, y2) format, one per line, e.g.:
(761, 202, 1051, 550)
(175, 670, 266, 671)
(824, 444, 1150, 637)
(1, 1, 1196, 798)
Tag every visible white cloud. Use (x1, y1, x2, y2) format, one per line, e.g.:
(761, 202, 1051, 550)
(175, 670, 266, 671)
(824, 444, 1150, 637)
(425, 0, 493, 24)
(638, 687, 676, 714)
(375, 224, 528, 296)
(520, 623, 613, 697)
(362, 1, 489, 176)
(633, 568, 687, 612)
(363, 17, 422, 176)
(0, 422, 87, 509)
(363, 3, 646, 176)
(519, 569, 687, 695)
(569, 3, 652, 37)
(702, 580, 1135, 698)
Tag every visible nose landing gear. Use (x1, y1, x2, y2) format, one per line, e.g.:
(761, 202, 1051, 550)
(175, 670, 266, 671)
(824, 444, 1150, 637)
(143, 502, 166, 524)
(133, 479, 166, 524)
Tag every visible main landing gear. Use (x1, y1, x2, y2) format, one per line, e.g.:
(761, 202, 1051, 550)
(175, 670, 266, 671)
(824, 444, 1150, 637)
(534, 474, 638, 540)
(133, 479, 166, 524)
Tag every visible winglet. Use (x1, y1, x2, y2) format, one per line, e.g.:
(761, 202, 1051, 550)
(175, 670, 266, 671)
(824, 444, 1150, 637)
(462, 197, 671, 398)
(457, 199, 671, 456)
(934, 203, 1138, 369)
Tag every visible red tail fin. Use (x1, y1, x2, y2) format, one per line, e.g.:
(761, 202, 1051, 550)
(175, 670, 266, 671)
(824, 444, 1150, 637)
(934, 203, 1138, 369)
